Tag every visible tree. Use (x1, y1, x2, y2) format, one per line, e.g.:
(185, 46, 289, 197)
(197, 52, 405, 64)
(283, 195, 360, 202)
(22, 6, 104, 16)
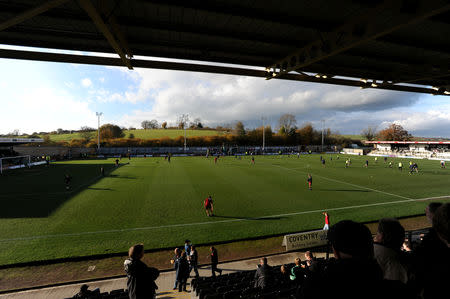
(161, 121, 167, 129)
(8, 129, 19, 136)
(177, 114, 189, 129)
(191, 118, 203, 129)
(129, 133, 135, 139)
(377, 123, 411, 141)
(79, 126, 95, 141)
(297, 123, 314, 145)
(149, 119, 159, 129)
(278, 114, 297, 134)
(233, 121, 246, 136)
(361, 126, 377, 141)
(57, 128, 64, 134)
(141, 120, 151, 130)
(99, 124, 125, 139)
(43, 134, 51, 144)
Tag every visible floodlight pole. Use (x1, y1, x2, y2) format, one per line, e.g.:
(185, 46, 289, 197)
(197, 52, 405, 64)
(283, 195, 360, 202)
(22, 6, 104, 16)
(184, 125, 187, 151)
(96, 112, 103, 150)
(262, 116, 266, 153)
(321, 119, 324, 152)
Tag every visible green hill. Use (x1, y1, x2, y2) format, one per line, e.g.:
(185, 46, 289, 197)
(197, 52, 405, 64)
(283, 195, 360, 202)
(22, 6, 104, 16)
(38, 129, 226, 142)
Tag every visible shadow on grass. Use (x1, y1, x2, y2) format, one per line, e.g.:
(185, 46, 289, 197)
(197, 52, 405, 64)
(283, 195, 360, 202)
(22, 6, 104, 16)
(87, 187, 114, 191)
(213, 214, 286, 221)
(0, 163, 120, 218)
(108, 174, 136, 179)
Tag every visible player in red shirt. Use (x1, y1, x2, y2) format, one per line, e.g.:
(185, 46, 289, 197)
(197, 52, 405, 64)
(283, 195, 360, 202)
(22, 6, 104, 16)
(322, 212, 330, 230)
(307, 174, 312, 190)
(204, 195, 214, 217)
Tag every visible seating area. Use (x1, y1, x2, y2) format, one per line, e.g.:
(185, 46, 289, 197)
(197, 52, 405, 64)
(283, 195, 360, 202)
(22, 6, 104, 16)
(191, 263, 298, 299)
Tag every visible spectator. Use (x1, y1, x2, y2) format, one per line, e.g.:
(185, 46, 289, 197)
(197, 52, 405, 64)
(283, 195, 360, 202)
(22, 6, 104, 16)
(373, 218, 410, 284)
(280, 264, 291, 283)
(184, 239, 191, 256)
(413, 203, 450, 299)
(177, 252, 190, 292)
(254, 257, 272, 290)
(289, 257, 306, 286)
(298, 220, 383, 299)
(72, 284, 100, 299)
(426, 202, 442, 225)
(210, 246, 222, 277)
(170, 248, 181, 290)
(124, 244, 159, 299)
(303, 251, 322, 277)
(189, 245, 200, 278)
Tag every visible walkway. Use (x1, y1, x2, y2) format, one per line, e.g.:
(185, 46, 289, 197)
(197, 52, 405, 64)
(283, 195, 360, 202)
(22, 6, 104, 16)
(0, 251, 324, 299)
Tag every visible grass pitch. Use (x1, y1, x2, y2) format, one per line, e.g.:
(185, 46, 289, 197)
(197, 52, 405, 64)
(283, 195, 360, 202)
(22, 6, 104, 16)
(0, 154, 449, 265)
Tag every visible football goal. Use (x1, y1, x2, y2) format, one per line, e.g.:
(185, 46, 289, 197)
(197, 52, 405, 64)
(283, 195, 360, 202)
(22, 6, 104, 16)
(0, 155, 32, 174)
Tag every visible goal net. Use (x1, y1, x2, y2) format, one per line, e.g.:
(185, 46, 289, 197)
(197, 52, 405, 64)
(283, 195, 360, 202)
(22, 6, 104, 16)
(0, 155, 31, 174)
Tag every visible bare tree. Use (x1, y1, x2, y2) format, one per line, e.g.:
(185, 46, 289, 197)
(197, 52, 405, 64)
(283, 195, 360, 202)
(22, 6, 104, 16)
(79, 126, 95, 141)
(361, 126, 377, 141)
(278, 114, 297, 134)
(177, 114, 190, 129)
(8, 129, 20, 136)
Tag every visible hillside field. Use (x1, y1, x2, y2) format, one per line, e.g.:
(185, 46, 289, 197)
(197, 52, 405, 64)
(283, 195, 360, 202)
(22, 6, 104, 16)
(38, 129, 226, 142)
(0, 154, 449, 265)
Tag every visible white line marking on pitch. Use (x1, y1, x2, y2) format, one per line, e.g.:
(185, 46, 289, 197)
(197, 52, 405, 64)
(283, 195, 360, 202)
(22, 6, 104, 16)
(274, 164, 411, 200)
(0, 195, 448, 243)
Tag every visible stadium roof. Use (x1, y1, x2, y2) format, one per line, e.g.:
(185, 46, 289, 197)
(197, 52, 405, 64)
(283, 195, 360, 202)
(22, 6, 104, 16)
(365, 141, 450, 144)
(0, 138, 43, 146)
(1, 0, 450, 95)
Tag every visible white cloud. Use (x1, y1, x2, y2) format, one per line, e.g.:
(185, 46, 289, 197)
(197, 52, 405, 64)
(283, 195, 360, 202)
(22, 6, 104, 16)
(1, 87, 96, 134)
(81, 78, 92, 88)
(115, 68, 422, 130)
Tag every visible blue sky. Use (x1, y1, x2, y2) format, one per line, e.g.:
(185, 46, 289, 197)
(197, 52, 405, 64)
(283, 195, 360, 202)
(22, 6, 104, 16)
(1, 45, 449, 137)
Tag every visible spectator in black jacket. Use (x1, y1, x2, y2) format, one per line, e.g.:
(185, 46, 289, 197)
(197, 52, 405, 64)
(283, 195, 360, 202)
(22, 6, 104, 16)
(298, 220, 384, 299)
(254, 257, 272, 290)
(412, 203, 450, 299)
(177, 252, 190, 292)
(124, 244, 159, 299)
(210, 246, 222, 277)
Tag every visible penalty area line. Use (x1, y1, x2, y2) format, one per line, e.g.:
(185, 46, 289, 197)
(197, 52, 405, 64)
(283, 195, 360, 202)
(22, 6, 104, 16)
(273, 164, 412, 200)
(0, 195, 448, 243)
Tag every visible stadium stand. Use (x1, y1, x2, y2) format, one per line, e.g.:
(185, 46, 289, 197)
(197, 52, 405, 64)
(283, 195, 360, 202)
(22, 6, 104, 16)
(191, 264, 299, 299)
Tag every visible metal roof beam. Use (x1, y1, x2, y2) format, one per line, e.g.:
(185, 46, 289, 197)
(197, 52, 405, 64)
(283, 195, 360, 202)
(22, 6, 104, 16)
(98, 0, 133, 59)
(0, 48, 446, 96)
(0, 0, 70, 32)
(267, 0, 450, 78)
(78, 0, 133, 69)
(141, 0, 335, 31)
